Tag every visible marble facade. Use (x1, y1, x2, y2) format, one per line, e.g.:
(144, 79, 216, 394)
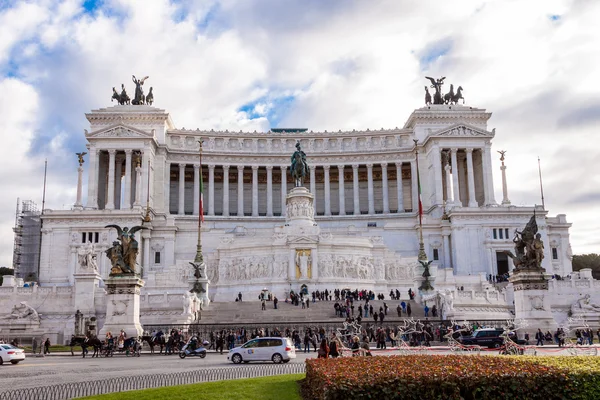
(1, 102, 594, 341)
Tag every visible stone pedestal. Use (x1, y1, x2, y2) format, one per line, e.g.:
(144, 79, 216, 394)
(99, 276, 144, 338)
(285, 187, 316, 227)
(73, 272, 102, 314)
(510, 268, 556, 332)
(189, 273, 211, 310)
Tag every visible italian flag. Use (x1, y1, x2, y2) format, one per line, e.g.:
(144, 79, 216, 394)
(199, 164, 205, 223)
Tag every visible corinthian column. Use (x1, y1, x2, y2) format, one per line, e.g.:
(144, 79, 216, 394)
(500, 151, 511, 205)
(465, 148, 477, 207)
(337, 165, 345, 215)
(280, 166, 287, 217)
(193, 164, 200, 215)
(324, 165, 331, 216)
(352, 164, 360, 215)
(310, 165, 316, 212)
(178, 163, 186, 215)
(208, 165, 215, 216)
(266, 165, 273, 217)
(74, 163, 84, 209)
(123, 150, 132, 209)
(252, 166, 258, 217)
(106, 150, 116, 210)
(450, 148, 461, 207)
(395, 162, 404, 212)
(223, 165, 230, 216)
(86, 147, 98, 209)
(367, 163, 374, 214)
(237, 165, 244, 216)
(381, 162, 389, 213)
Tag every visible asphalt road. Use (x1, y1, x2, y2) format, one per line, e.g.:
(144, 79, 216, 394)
(0, 345, 594, 393)
(0, 351, 315, 393)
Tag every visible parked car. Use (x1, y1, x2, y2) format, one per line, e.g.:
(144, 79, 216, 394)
(228, 337, 296, 364)
(0, 344, 26, 365)
(458, 328, 526, 349)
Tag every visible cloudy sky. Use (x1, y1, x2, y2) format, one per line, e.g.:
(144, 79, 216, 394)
(0, 0, 599, 267)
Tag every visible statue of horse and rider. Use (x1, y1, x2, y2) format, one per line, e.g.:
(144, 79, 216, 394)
(290, 142, 309, 187)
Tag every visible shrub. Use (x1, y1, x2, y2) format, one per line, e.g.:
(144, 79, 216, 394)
(304, 355, 600, 400)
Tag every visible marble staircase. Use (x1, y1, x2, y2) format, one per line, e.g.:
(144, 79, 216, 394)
(198, 299, 427, 324)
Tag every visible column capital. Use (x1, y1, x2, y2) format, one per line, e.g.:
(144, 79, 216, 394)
(280, 165, 287, 171)
(352, 164, 359, 169)
(465, 148, 474, 154)
(179, 163, 186, 169)
(323, 165, 330, 171)
(108, 149, 117, 156)
(310, 165, 317, 171)
(208, 164, 215, 171)
(395, 162, 402, 168)
(193, 164, 200, 171)
(124, 149, 133, 155)
(266, 165, 273, 171)
(223, 164, 230, 171)
(366, 163, 373, 168)
(380, 162, 388, 168)
(337, 164, 345, 171)
(450, 147, 459, 153)
(237, 165, 245, 171)
(251, 165, 259, 171)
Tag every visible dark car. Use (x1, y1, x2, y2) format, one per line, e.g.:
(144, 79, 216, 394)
(458, 328, 526, 349)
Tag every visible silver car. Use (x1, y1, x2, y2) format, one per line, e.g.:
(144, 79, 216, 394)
(228, 337, 296, 364)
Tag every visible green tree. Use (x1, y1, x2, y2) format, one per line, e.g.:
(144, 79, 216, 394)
(0, 267, 15, 286)
(572, 254, 600, 279)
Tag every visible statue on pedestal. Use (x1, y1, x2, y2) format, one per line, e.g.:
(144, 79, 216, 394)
(131, 75, 149, 105)
(78, 241, 98, 272)
(505, 214, 545, 270)
(105, 225, 146, 275)
(290, 142, 309, 187)
(418, 260, 434, 291)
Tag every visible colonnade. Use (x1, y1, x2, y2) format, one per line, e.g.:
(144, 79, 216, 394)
(165, 162, 418, 217)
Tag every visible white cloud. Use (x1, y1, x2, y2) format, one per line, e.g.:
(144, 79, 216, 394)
(0, 0, 599, 266)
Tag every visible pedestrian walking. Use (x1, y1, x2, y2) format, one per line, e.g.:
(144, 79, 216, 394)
(44, 338, 51, 354)
(424, 305, 430, 317)
(407, 303, 412, 317)
(32, 338, 38, 355)
(535, 329, 544, 346)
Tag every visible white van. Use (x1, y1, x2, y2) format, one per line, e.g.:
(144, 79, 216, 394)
(228, 337, 296, 364)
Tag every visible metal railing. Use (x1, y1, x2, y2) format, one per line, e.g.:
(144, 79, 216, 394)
(0, 363, 305, 400)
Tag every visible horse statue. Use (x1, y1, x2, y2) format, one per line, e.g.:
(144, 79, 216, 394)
(451, 86, 464, 104)
(290, 142, 309, 187)
(120, 84, 130, 105)
(424, 86, 432, 105)
(146, 87, 154, 105)
(444, 84, 455, 104)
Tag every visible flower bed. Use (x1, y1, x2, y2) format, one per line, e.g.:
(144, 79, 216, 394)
(304, 355, 600, 400)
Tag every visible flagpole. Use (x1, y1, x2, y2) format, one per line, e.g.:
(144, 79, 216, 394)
(37, 159, 48, 280)
(413, 139, 427, 261)
(537, 156, 545, 210)
(194, 140, 204, 264)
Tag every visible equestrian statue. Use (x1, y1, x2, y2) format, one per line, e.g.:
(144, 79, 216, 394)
(290, 141, 309, 187)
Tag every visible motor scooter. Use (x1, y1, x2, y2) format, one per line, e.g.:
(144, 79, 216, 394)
(179, 338, 208, 359)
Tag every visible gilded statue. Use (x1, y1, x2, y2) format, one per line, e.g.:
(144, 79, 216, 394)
(104, 225, 146, 275)
(76, 152, 87, 166)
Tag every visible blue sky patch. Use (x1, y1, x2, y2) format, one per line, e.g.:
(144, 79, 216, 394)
(82, 0, 102, 14)
(418, 38, 453, 70)
(238, 94, 296, 128)
(549, 14, 561, 21)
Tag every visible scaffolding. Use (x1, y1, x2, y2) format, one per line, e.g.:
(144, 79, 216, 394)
(12, 198, 41, 280)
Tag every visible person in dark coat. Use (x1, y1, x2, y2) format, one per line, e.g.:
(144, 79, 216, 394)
(407, 303, 412, 317)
